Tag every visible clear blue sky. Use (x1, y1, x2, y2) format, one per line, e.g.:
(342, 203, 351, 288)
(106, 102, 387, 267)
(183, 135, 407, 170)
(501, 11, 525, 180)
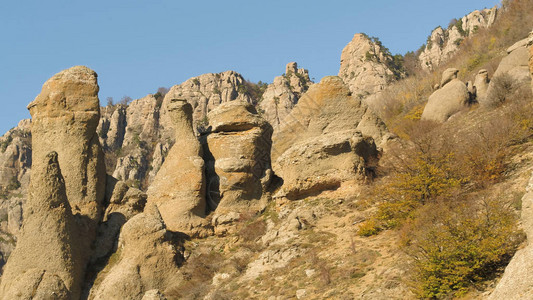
(0, 0, 500, 134)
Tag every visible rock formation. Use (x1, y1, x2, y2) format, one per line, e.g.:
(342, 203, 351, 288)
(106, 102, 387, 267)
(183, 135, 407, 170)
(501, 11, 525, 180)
(0, 152, 84, 299)
(0, 119, 31, 189)
(161, 71, 253, 133)
(272, 76, 384, 199)
(488, 172, 533, 299)
(259, 62, 312, 129)
(91, 176, 147, 263)
(473, 69, 490, 102)
(201, 101, 273, 227)
(483, 37, 532, 106)
(88, 205, 182, 300)
(419, 7, 498, 71)
(440, 68, 459, 87)
(147, 99, 207, 236)
(528, 29, 533, 88)
(338, 33, 403, 98)
(27, 66, 106, 236)
(421, 69, 471, 122)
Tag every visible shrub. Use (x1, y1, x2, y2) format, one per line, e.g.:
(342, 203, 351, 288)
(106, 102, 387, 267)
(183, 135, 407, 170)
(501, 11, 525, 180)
(487, 73, 515, 105)
(402, 197, 524, 298)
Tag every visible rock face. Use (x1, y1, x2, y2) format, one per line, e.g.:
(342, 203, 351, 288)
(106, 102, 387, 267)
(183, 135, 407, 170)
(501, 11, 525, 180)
(27, 66, 106, 234)
(96, 71, 257, 189)
(88, 205, 182, 300)
(147, 99, 207, 236)
(259, 62, 312, 129)
(162, 71, 253, 133)
(421, 69, 471, 122)
(0, 152, 84, 299)
(338, 33, 403, 98)
(419, 7, 497, 71)
(272, 76, 384, 199)
(201, 101, 273, 218)
(0, 119, 31, 189)
(489, 172, 533, 299)
(91, 176, 147, 263)
(483, 38, 532, 106)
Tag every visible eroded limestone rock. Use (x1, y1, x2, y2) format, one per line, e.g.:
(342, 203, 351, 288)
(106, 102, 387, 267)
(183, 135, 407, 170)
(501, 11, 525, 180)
(0, 152, 84, 299)
(259, 62, 312, 129)
(147, 99, 207, 236)
(201, 101, 273, 229)
(272, 76, 384, 199)
(27, 65, 106, 234)
(419, 7, 497, 71)
(88, 205, 182, 300)
(338, 34, 402, 98)
(421, 68, 471, 123)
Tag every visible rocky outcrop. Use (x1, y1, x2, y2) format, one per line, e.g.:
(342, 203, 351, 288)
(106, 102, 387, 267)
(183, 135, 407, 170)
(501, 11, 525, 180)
(27, 66, 106, 235)
(338, 33, 403, 98)
(201, 101, 273, 228)
(483, 38, 532, 106)
(473, 69, 490, 102)
(489, 172, 533, 299)
(88, 205, 182, 300)
(421, 69, 471, 122)
(272, 76, 384, 199)
(419, 7, 498, 71)
(275, 130, 378, 199)
(0, 120, 31, 263)
(91, 176, 147, 263)
(0, 119, 31, 190)
(0, 152, 84, 299)
(259, 62, 312, 129)
(161, 71, 253, 133)
(147, 99, 207, 236)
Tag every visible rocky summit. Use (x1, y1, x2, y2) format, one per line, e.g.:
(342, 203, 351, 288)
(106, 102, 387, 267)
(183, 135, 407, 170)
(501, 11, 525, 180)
(1, 2, 533, 299)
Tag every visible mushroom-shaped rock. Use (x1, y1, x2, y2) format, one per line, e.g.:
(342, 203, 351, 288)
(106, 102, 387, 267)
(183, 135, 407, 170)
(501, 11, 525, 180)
(474, 69, 490, 102)
(201, 101, 273, 218)
(147, 99, 207, 236)
(440, 68, 459, 88)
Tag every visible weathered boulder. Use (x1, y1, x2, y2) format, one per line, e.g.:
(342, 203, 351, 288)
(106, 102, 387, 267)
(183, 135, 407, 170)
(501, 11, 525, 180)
(275, 130, 378, 199)
(338, 33, 403, 98)
(421, 78, 470, 123)
(473, 69, 490, 102)
(440, 68, 459, 87)
(489, 172, 533, 299)
(27, 66, 106, 236)
(272, 76, 385, 199)
(483, 40, 532, 106)
(201, 101, 272, 222)
(259, 62, 312, 129)
(147, 99, 207, 236)
(0, 152, 84, 299)
(88, 205, 182, 300)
